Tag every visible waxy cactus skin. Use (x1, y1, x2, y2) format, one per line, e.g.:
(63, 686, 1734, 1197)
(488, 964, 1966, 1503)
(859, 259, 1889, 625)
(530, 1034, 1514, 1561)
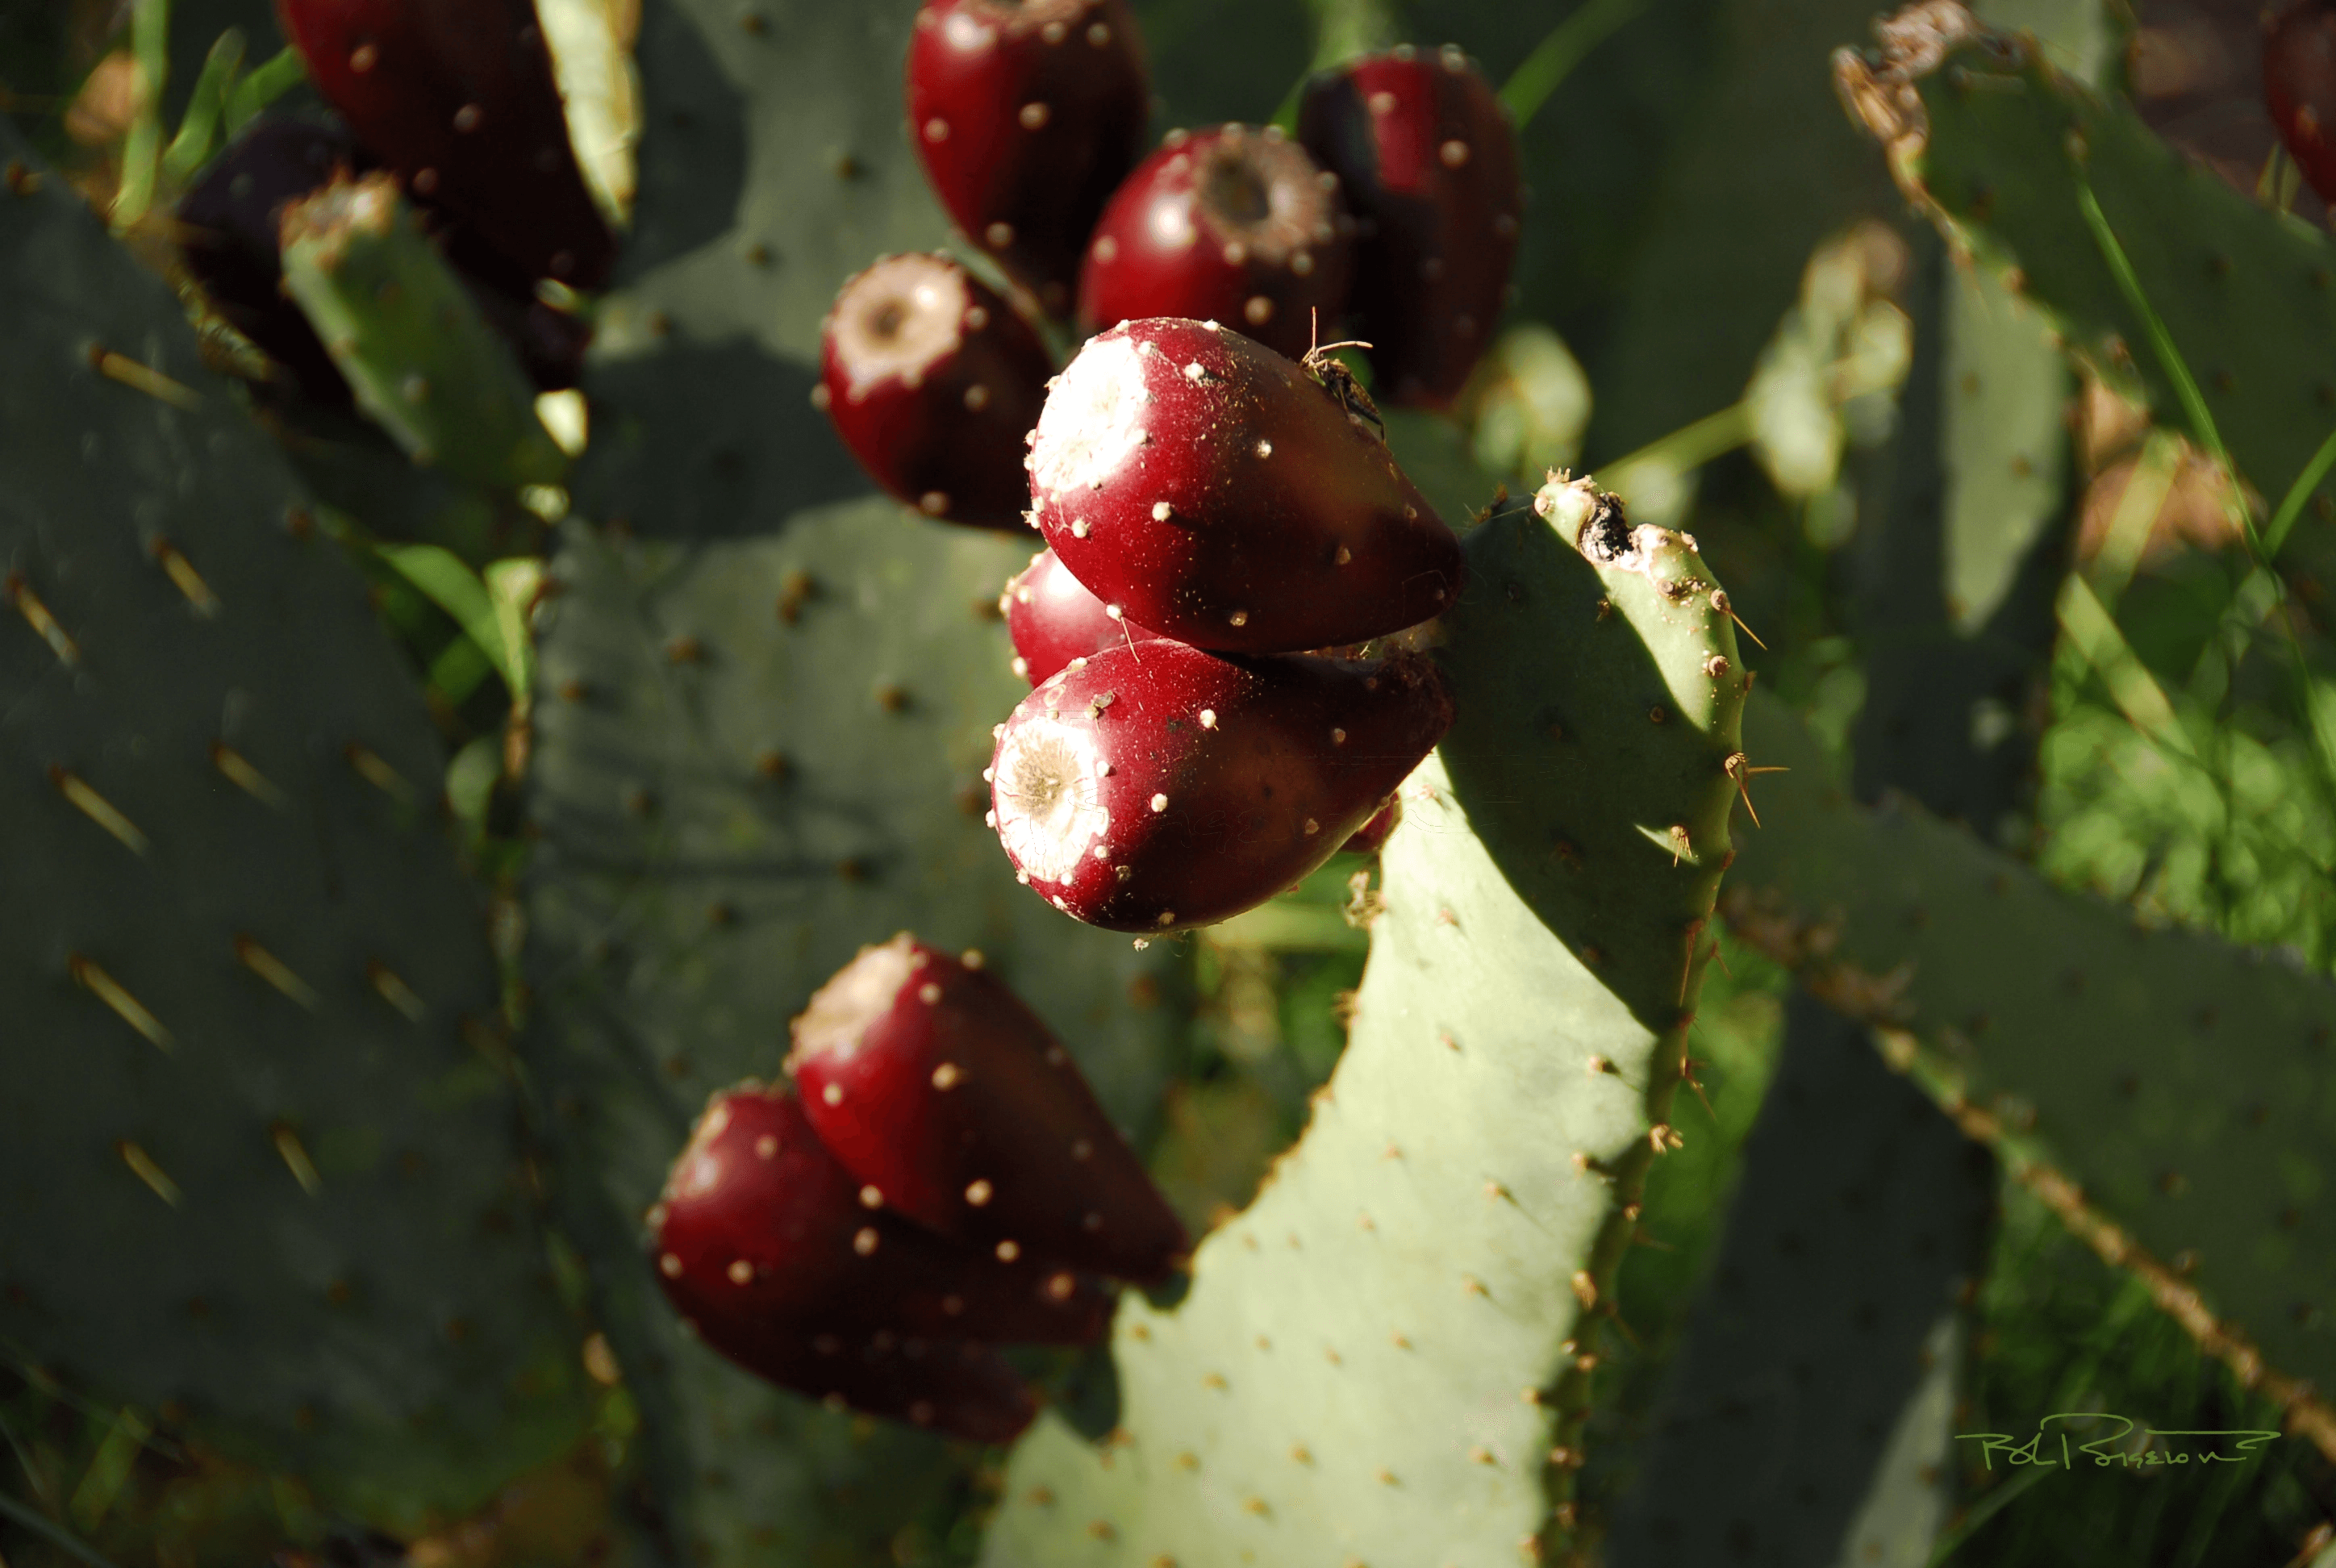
(1024, 317, 1464, 653)
(651, 1084, 1112, 1348)
(906, 0, 1150, 316)
(788, 935, 1191, 1285)
(1298, 46, 1522, 408)
(273, 0, 617, 288)
(1077, 124, 1353, 364)
(819, 253, 1053, 530)
(999, 548, 1164, 684)
(686, 1314, 1038, 1445)
(987, 640, 1453, 932)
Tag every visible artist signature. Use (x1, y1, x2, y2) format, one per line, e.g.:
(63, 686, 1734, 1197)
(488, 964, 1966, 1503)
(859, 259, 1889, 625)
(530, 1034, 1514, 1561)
(1957, 1415, 2280, 1470)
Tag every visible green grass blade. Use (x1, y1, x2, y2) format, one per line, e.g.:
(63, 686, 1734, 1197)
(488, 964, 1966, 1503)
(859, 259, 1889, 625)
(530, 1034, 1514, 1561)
(159, 29, 244, 190)
(378, 543, 525, 699)
(2262, 423, 2336, 559)
(2071, 176, 2259, 558)
(221, 45, 307, 136)
(1500, 0, 1649, 127)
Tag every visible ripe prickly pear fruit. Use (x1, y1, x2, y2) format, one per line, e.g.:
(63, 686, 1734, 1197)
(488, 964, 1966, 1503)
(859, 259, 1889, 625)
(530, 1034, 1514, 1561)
(1076, 123, 1353, 364)
(999, 548, 1164, 684)
(788, 935, 1191, 1286)
(686, 1315, 1037, 1444)
(1340, 796, 1400, 855)
(987, 640, 1454, 932)
(651, 1083, 1111, 1349)
(1024, 318, 1463, 653)
(905, 0, 1149, 316)
(273, 0, 616, 288)
(1297, 45, 1522, 409)
(817, 253, 1053, 530)
(2267, 0, 2336, 202)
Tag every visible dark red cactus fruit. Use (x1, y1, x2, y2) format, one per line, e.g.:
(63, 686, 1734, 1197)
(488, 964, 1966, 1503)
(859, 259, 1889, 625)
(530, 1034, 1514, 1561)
(987, 640, 1454, 932)
(788, 935, 1191, 1285)
(999, 548, 1165, 683)
(1024, 317, 1464, 653)
(272, 0, 616, 289)
(1340, 796, 1400, 855)
(1076, 123, 1353, 363)
(1297, 44, 1523, 409)
(651, 1083, 1112, 1348)
(175, 116, 369, 404)
(686, 1314, 1037, 1444)
(816, 253, 1053, 530)
(2268, 0, 2336, 202)
(905, 0, 1150, 316)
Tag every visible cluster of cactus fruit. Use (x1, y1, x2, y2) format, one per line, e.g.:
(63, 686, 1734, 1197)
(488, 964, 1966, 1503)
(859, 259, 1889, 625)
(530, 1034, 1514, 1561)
(816, 0, 1518, 942)
(649, 936, 1185, 1441)
(14, 0, 2336, 1559)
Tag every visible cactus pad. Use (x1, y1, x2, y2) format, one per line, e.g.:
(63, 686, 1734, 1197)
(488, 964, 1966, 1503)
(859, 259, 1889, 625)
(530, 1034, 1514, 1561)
(0, 126, 593, 1533)
(980, 482, 1746, 1564)
(1726, 689, 2336, 1441)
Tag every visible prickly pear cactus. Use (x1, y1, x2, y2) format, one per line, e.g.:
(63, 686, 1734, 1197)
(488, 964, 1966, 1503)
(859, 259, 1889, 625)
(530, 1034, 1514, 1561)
(1726, 688, 2336, 1442)
(1838, 0, 2336, 519)
(513, 2, 1199, 1558)
(277, 172, 569, 494)
(0, 124, 594, 1532)
(981, 482, 1745, 1565)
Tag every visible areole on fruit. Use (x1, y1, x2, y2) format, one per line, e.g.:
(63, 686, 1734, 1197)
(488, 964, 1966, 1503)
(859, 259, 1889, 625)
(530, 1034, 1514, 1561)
(819, 252, 1052, 529)
(1024, 317, 1464, 653)
(1078, 123, 1354, 362)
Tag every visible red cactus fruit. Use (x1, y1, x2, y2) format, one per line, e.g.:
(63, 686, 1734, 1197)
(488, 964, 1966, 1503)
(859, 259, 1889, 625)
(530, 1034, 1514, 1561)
(999, 548, 1165, 684)
(685, 1314, 1037, 1444)
(816, 253, 1053, 530)
(1076, 123, 1353, 363)
(1024, 317, 1463, 653)
(987, 640, 1454, 932)
(1340, 796, 1400, 855)
(1297, 45, 1522, 409)
(788, 934, 1190, 1285)
(905, 0, 1150, 316)
(650, 1083, 1111, 1349)
(2268, 0, 2336, 202)
(272, 0, 616, 289)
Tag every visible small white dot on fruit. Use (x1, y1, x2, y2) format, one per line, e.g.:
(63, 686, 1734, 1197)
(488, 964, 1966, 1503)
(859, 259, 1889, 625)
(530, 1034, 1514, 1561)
(996, 1240, 1021, 1261)
(1257, 440, 1273, 457)
(1230, 610, 1249, 626)
(1150, 793, 1169, 811)
(1337, 545, 1352, 565)
(1199, 709, 1216, 728)
(1152, 501, 1172, 521)
(1070, 519, 1089, 537)
(1332, 728, 1347, 745)
(966, 1179, 994, 1207)
(853, 1228, 880, 1256)
(919, 982, 941, 1004)
(1304, 819, 1320, 836)
(822, 1083, 844, 1105)
(860, 1185, 884, 1208)
(932, 1062, 963, 1089)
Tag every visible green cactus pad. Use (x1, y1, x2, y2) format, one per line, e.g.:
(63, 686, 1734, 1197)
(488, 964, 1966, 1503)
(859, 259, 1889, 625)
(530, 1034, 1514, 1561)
(980, 482, 1745, 1564)
(277, 172, 568, 496)
(0, 127, 592, 1533)
(1727, 689, 2336, 1424)
(1838, 2, 2336, 528)
(520, 506, 1187, 1563)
